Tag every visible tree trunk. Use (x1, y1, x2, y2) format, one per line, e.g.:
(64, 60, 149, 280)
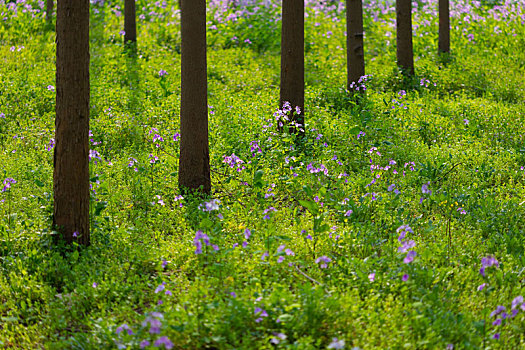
(45, 0, 53, 23)
(54, 0, 90, 246)
(438, 0, 450, 54)
(124, 0, 137, 43)
(396, 0, 414, 75)
(178, 0, 211, 194)
(280, 0, 304, 133)
(346, 0, 365, 90)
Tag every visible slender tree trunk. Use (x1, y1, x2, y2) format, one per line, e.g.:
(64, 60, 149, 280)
(54, 0, 90, 246)
(280, 0, 304, 133)
(124, 0, 137, 43)
(45, 0, 53, 23)
(346, 0, 365, 90)
(396, 0, 414, 75)
(178, 0, 211, 194)
(438, 0, 450, 54)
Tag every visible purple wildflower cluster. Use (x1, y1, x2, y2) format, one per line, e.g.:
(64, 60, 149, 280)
(223, 153, 246, 172)
(348, 74, 370, 91)
(249, 140, 262, 157)
(199, 198, 220, 212)
(194, 230, 217, 254)
(315, 255, 331, 269)
(306, 162, 328, 176)
(273, 101, 303, 131)
(479, 255, 499, 277)
(397, 225, 416, 279)
(488, 295, 525, 341)
(1, 178, 16, 192)
(420, 78, 436, 88)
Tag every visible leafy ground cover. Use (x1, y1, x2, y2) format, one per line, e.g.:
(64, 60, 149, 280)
(1, 0, 525, 348)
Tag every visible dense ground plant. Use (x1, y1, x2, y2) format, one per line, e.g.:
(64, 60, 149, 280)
(2, 0, 525, 348)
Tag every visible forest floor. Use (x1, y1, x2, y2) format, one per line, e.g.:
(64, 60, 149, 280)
(1, 0, 525, 349)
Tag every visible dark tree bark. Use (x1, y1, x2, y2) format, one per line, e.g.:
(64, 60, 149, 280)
(396, 0, 414, 75)
(54, 0, 90, 245)
(346, 0, 365, 90)
(438, 0, 450, 54)
(280, 0, 304, 133)
(45, 0, 53, 23)
(178, 0, 211, 194)
(124, 0, 137, 43)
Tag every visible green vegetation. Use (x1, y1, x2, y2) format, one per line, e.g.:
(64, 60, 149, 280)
(1, 0, 525, 348)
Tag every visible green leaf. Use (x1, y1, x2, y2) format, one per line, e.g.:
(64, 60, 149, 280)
(299, 200, 318, 214)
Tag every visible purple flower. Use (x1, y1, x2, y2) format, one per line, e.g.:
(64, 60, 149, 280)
(387, 184, 396, 192)
(344, 210, 353, 216)
(277, 256, 285, 263)
(477, 283, 487, 291)
(492, 333, 500, 340)
(402, 274, 409, 281)
(490, 306, 506, 318)
(47, 85, 55, 91)
(261, 251, 269, 261)
(421, 182, 432, 194)
(315, 256, 332, 269)
(2, 177, 17, 192)
(480, 255, 499, 276)
(244, 229, 251, 239)
(140, 340, 150, 348)
(116, 324, 133, 335)
(368, 273, 375, 282)
(270, 332, 287, 344)
(512, 296, 523, 309)
(158, 69, 167, 77)
(199, 199, 220, 212)
(194, 230, 211, 254)
(223, 153, 246, 172)
(155, 283, 165, 294)
(142, 316, 162, 334)
(398, 240, 416, 253)
(327, 337, 345, 349)
(161, 260, 168, 269)
(254, 307, 268, 318)
(154, 336, 173, 349)
(403, 250, 417, 264)
(92, 282, 98, 288)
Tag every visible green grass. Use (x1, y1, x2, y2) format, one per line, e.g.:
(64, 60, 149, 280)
(1, 0, 525, 348)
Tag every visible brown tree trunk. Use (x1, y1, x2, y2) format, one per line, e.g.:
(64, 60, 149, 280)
(54, 0, 90, 245)
(438, 0, 450, 54)
(346, 0, 365, 90)
(280, 0, 304, 133)
(124, 0, 137, 43)
(45, 0, 53, 23)
(396, 0, 414, 75)
(178, 0, 211, 194)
